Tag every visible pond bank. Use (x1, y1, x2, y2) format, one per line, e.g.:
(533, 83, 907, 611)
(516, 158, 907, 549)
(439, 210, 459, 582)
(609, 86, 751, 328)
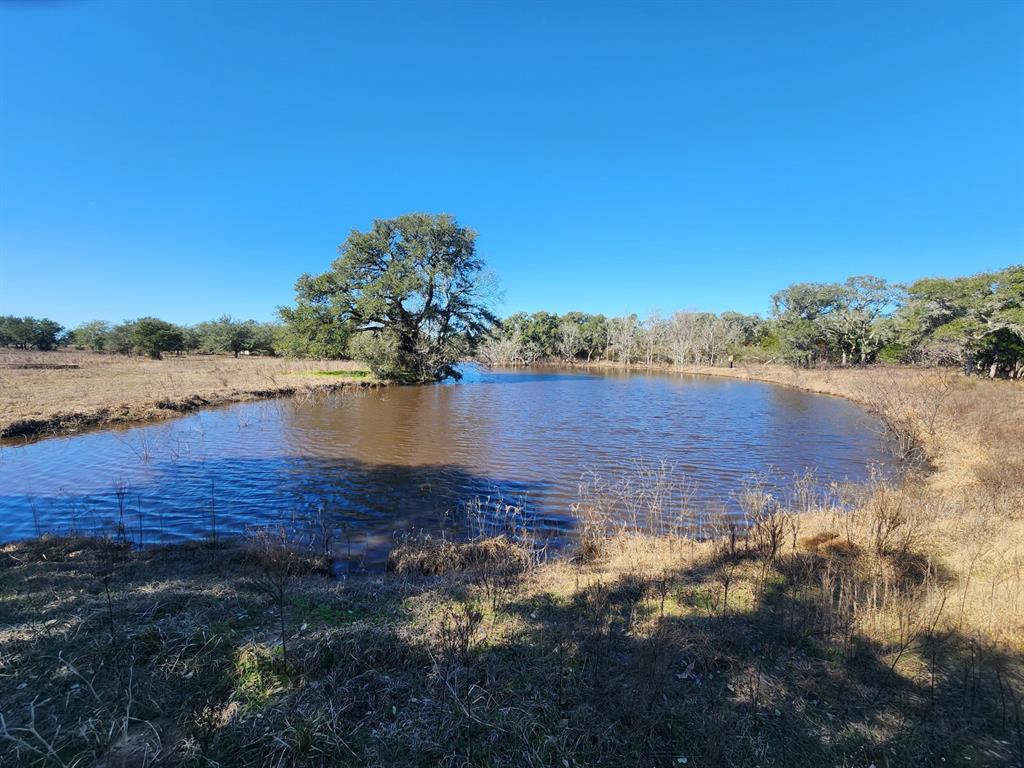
(3, 498, 1021, 766)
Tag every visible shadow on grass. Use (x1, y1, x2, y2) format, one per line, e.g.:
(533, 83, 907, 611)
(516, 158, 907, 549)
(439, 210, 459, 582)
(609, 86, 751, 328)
(1, 531, 1021, 767)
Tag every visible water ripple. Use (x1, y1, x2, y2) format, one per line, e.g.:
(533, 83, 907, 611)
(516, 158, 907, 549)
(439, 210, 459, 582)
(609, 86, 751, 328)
(0, 367, 895, 562)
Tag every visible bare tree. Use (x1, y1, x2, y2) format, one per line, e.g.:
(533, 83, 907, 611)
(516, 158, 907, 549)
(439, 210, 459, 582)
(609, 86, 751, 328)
(608, 314, 641, 365)
(556, 320, 583, 362)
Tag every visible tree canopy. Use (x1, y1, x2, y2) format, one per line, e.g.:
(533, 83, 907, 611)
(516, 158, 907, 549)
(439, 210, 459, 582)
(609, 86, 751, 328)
(281, 213, 497, 381)
(0, 316, 65, 350)
(893, 265, 1024, 373)
(131, 318, 184, 359)
(192, 316, 275, 357)
(69, 320, 111, 352)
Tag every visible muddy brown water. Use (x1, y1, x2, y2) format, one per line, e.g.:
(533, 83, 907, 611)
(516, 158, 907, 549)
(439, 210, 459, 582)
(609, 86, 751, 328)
(0, 366, 895, 564)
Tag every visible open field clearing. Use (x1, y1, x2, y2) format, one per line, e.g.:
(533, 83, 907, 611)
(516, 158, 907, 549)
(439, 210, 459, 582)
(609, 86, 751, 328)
(0, 351, 378, 440)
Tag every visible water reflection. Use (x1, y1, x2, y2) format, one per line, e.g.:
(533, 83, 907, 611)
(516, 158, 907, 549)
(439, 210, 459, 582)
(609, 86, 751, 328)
(0, 367, 893, 562)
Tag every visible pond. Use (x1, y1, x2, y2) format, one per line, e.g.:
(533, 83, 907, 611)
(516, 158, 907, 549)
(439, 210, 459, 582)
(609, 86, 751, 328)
(0, 366, 895, 564)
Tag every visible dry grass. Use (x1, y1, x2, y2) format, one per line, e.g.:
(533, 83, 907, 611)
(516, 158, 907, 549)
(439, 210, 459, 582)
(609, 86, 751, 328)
(0, 349, 378, 439)
(1, 365, 1022, 766)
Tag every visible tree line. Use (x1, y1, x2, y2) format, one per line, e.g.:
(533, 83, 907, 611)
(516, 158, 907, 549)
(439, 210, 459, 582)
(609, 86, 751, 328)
(478, 265, 1024, 378)
(5, 208, 1021, 380)
(0, 315, 281, 360)
(0, 315, 65, 351)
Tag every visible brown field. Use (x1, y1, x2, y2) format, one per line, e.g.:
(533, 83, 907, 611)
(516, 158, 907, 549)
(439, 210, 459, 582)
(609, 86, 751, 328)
(0, 349, 378, 440)
(1, 364, 1022, 766)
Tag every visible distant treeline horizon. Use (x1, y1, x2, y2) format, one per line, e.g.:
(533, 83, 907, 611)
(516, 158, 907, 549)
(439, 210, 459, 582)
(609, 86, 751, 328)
(480, 264, 1023, 379)
(3, 263, 1022, 377)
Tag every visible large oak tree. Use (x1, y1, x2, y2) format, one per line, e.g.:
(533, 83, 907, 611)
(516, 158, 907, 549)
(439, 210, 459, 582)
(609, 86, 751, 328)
(282, 213, 497, 381)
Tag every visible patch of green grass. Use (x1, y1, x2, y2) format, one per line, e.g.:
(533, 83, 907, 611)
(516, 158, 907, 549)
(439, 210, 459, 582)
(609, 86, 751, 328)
(294, 589, 404, 628)
(679, 585, 717, 613)
(233, 644, 293, 712)
(293, 596, 355, 627)
(760, 571, 787, 599)
(309, 369, 371, 378)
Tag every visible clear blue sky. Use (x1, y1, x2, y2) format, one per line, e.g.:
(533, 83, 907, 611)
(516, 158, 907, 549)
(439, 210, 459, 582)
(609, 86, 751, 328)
(1, 0, 1021, 327)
